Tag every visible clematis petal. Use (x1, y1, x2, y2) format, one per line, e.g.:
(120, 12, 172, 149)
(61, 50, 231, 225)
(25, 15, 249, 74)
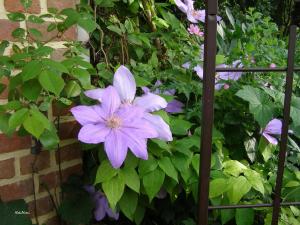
(165, 100, 184, 113)
(182, 62, 191, 69)
(94, 197, 107, 221)
(78, 123, 110, 144)
(85, 88, 104, 101)
(143, 113, 173, 141)
(84, 185, 95, 195)
(116, 105, 145, 122)
(134, 93, 168, 112)
(187, 11, 199, 23)
(71, 105, 104, 125)
(103, 197, 119, 220)
(122, 119, 158, 139)
(101, 86, 121, 116)
(263, 133, 278, 145)
(174, 0, 188, 13)
(141, 86, 150, 94)
(104, 130, 128, 168)
(264, 119, 282, 135)
(120, 129, 148, 160)
(113, 65, 136, 103)
(194, 65, 203, 79)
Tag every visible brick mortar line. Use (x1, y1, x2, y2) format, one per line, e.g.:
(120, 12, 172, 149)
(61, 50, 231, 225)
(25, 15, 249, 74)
(24, 186, 61, 202)
(0, 154, 81, 186)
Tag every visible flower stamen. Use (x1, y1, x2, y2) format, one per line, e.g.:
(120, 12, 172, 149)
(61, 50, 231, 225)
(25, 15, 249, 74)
(106, 116, 122, 128)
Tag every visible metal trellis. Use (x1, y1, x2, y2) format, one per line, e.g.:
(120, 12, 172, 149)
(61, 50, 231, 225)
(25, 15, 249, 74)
(198, 0, 300, 225)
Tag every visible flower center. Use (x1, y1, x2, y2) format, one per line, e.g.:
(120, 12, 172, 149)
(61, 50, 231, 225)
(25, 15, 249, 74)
(106, 116, 122, 129)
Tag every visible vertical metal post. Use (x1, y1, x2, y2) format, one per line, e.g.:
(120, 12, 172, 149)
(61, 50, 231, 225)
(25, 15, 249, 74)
(198, 1, 218, 225)
(271, 25, 297, 225)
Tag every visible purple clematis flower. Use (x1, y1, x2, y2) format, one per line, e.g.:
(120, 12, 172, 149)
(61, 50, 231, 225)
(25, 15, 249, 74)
(143, 80, 184, 114)
(188, 24, 204, 37)
(84, 66, 173, 142)
(185, 60, 243, 90)
(71, 86, 158, 168)
(84, 185, 119, 221)
(262, 119, 282, 145)
(174, 0, 221, 23)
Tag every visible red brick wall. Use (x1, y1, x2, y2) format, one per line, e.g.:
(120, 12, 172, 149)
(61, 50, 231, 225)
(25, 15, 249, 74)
(0, 1, 83, 225)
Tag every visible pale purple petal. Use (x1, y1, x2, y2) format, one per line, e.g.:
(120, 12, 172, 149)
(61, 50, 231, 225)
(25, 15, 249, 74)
(155, 80, 163, 87)
(163, 89, 176, 96)
(116, 105, 144, 122)
(165, 100, 184, 113)
(78, 123, 110, 144)
(143, 113, 173, 141)
(141, 86, 150, 94)
(122, 120, 158, 139)
(104, 130, 128, 168)
(174, 0, 188, 13)
(71, 105, 104, 125)
(84, 88, 104, 101)
(263, 133, 278, 145)
(94, 197, 106, 221)
(113, 65, 136, 103)
(264, 119, 282, 135)
(134, 93, 168, 112)
(215, 83, 224, 90)
(120, 129, 148, 160)
(84, 185, 95, 194)
(104, 198, 119, 220)
(194, 65, 203, 79)
(187, 11, 199, 23)
(182, 62, 191, 69)
(101, 86, 121, 116)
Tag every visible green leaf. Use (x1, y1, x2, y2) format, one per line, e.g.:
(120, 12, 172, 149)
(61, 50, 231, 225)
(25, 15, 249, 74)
(95, 160, 118, 183)
(138, 159, 158, 177)
(23, 112, 45, 138)
(236, 86, 274, 127)
(225, 7, 235, 27)
(119, 189, 138, 220)
(223, 160, 247, 177)
(28, 28, 42, 39)
(244, 137, 256, 163)
(22, 60, 42, 81)
(235, 208, 254, 225)
(102, 175, 125, 209)
(28, 15, 44, 24)
(42, 59, 69, 74)
(107, 25, 123, 35)
(64, 81, 81, 98)
(30, 108, 51, 130)
(39, 70, 65, 96)
(22, 79, 42, 101)
(134, 205, 145, 225)
(158, 157, 178, 182)
(72, 68, 91, 88)
(0, 113, 10, 134)
(7, 12, 25, 21)
(221, 209, 235, 225)
(119, 167, 140, 193)
(227, 176, 252, 204)
(0, 200, 32, 225)
(170, 117, 193, 135)
(244, 170, 265, 195)
(143, 168, 165, 201)
(78, 16, 97, 33)
(209, 178, 228, 198)
(12, 28, 26, 39)
(39, 127, 59, 150)
(20, 0, 32, 9)
(9, 108, 29, 130)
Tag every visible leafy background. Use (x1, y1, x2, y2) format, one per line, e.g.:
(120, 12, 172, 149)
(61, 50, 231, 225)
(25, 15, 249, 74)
(0, 0, 300, 225)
